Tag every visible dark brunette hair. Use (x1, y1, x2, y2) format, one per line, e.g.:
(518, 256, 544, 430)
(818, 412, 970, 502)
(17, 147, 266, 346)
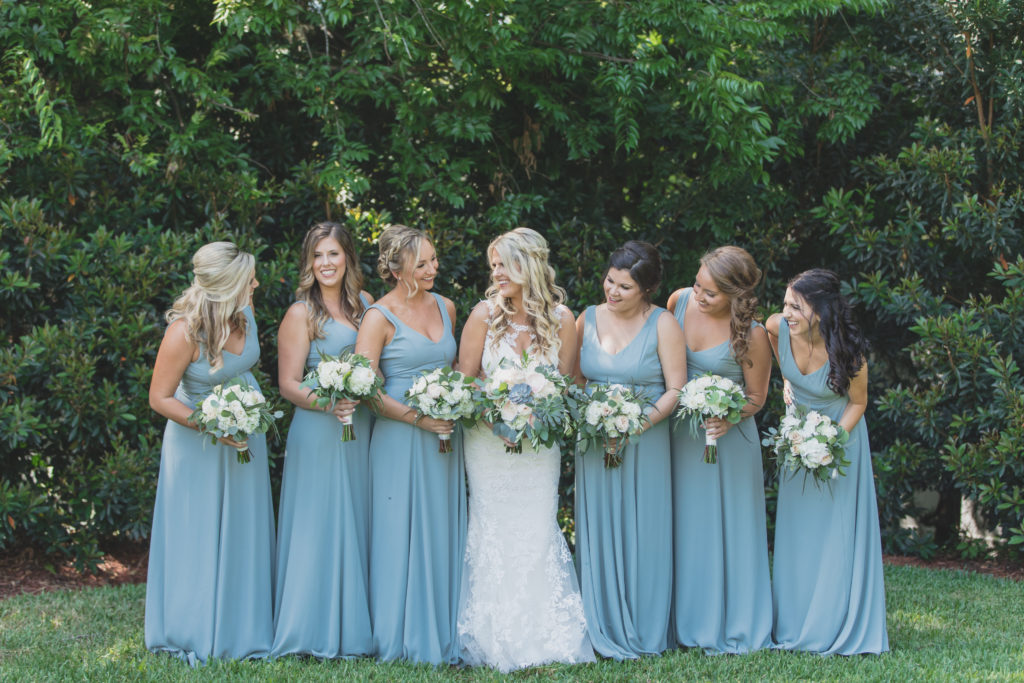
(607, 241, 662, 304)
(788, 268, 868, 395)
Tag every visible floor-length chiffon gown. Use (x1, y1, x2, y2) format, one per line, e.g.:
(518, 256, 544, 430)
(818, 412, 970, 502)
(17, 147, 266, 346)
(771, 321, 889, 655)
(272, 304, 373, 658)
(670, 288, 772, 654)
(457, 306, 594, 672)
(367, 292, 467, 664)
(145, 306, 275, 665)
(575, 305, 673, 660)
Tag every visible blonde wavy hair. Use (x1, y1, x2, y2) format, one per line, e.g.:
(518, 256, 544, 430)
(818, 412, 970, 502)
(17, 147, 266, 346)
(700, 245, 762, 367)
(166, 241, 255, 371)
(485, 227, 566, 357)
(296, 222, 366, 339)
(376, 224, 428, 298)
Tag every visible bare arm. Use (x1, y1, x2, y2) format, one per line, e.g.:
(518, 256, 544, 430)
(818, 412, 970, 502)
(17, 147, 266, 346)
(148, 320, 245, 447)
(458, 302, 490, 380)
(666, 287, 684, 315)
(556, 305, 577, 376)
(648, 311, 686, 428)
(839, 361, 868, 434)
(277, 303, 357, 420)
(572, 311, 587, 386)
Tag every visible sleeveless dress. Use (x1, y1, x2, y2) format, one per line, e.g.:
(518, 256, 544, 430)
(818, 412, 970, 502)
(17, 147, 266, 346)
(457, 303, 594, 672)
(145, 306, 275, 665)
(670, 288, 772, 653)
(367, 292, 467, 664)
(272, 299, 373, 658)
(575, 305, 673, 660)
(772, 321, 889, 655)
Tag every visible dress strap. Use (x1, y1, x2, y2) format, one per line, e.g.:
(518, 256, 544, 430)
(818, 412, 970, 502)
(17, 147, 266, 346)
(432, 292, 452, 334)
(368, 302, 402, 328)
(673, 287, 692, 323)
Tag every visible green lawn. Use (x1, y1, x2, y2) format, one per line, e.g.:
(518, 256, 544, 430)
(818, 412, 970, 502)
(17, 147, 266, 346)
(1, 564, 1021, 681)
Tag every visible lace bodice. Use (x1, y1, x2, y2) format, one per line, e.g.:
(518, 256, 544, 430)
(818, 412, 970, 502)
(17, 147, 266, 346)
(480, 302, 560, 377)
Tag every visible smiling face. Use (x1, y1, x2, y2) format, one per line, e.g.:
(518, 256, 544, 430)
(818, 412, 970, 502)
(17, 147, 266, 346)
(312, 236, 346, 290)
(693, 266, 731, 317)
(604, 267, 645, 313)
(396, 239, 438, 293)
(489, 248, 523, 300)
(782, 286, 818, 337)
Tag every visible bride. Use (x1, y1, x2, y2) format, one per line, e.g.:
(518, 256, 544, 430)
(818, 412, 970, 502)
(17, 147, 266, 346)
(456, 228, 595, 672)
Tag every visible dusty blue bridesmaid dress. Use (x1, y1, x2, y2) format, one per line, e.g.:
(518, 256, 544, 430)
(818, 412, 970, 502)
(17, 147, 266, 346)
(272, 302, 373, 658)
(367, 293, 466, 664)
(771, 321, 889, 655)
(145, 306, 275, 665)
(670, 288, 772, 653)
(575, 305, 673, 660)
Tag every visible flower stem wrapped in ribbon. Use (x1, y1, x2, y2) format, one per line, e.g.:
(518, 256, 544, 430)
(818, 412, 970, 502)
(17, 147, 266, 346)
(302, 350, 383, 441)
(572, 383, 649, 468)
(479, 351, 574, 455)
(675, 372, 747, 464)
(404, 365, 477, 453)
(189, 378, 284, 463)
(762, 405, 850, 492)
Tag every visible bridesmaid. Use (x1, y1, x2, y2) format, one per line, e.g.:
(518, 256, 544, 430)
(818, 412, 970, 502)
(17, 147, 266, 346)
(667, 246, 773, 654)
(146, 242, 274, 664)
(574, 241, 686, 660)
(354, 224, 467, 664)
(767, 268, 889, 655)
(272, 222, 375, 658)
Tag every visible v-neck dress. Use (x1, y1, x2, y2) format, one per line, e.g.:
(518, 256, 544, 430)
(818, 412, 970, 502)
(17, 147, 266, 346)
(575, 305, 673, 660)
(771, 321, 889, 655)
(366, 292, 467, 664)
(272, 298, 373, 659)
(670, 288, 772, 653)
(145, 306, 275, 665)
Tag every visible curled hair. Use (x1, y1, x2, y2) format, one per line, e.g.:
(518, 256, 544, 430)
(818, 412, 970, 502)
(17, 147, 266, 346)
(788, 268, 869, 395)
(376, 224, 427, 297)
(296, 222, 366, 339)
(607, 240, 662, 304)
(166, 241, 255, 371)
(700, 246, 762, 367)
(485, 227, 567, 358)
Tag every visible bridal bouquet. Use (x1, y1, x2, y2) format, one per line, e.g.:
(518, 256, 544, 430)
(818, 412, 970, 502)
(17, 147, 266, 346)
(675, 372, 747, 464)
(189, 378, 284, 463)
(302, 350, 383, 441)
(574, 383, 649, 468)
(405, 365, 477, 453)
(479, 353, 573, 454)
(762, 406, 850, 490)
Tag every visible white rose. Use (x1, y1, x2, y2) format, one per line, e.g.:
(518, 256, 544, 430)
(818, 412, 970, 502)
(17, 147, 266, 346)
(348, 366, 376, 394)
(585, 402, 604, 426)
(500, 401, 519, 423)
(426, 383, 443, 399)
(613, 415, 630, 433)
(819, 423, 838, 440)
(622, 401, 641, 419)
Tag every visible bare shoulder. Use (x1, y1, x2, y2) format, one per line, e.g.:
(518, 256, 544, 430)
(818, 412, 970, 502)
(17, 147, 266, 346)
(360, 289, 376, 305)
(765, 313, 782, 337)
(666, 287, 686, 313)
(656, 309, 684, 338)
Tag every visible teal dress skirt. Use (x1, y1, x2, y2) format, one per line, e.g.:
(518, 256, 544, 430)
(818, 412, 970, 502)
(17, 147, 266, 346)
(272, 305, 373, 658)
(670, 289, 772, 653)
(771, 321, 889, 655)
(575, 305, 673, 660)
(367, 293, 467, 664)
(145, 306, 275, 665)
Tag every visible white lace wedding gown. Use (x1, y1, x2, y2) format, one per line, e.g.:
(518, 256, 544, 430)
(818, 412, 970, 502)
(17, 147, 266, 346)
(457, 317, 595, 672)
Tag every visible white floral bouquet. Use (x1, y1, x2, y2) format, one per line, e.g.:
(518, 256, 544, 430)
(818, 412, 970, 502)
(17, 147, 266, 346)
(675, 372, 748, 464)
(189, 378, 284, 463)
(762, 406, 850, 490)
(302, 350, 383, 441)
(574, 383, 649, 468)
(479, 352, 573, 454)
(404, 365, 477, 453)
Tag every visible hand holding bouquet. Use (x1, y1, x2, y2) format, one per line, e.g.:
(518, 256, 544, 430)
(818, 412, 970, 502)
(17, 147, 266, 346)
(574, 383, 649, 468)
(479, 353, 572, 454)
(302, 350, 383, 441)
(189, 378, 284, 463)
(675, 372, 747, 464)
(405, 365, 477, 453)
(762, 405, 850, 491)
